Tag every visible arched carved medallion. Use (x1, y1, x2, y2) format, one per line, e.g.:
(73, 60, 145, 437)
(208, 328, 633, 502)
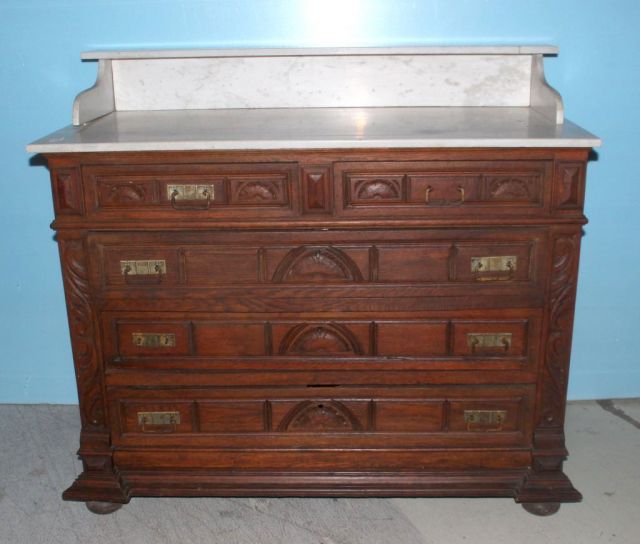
(277, 401, 364, 432)
(279, 322, 363, 355)
(235, 180, 279, 202)
(107, 183, 148, 203)
(488, 177, 535, 200)
(354, 178, 402, 200)
(272, 246, 364, 283)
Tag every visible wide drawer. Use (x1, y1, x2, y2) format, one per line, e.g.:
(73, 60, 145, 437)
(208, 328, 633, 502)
(335, 160, 552, 218)
(102, 309, 541, 372)
(89, 228, 546, 294)
(83, 162, 298, 219)
(108, 384, 533, 449)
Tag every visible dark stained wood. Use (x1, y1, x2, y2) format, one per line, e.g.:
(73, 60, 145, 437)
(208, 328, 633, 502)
(41, 147, 590, 515)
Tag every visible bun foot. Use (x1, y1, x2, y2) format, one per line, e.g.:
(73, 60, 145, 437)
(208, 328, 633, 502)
(85, 501, 123, 515)
(521, 502, 561, 516)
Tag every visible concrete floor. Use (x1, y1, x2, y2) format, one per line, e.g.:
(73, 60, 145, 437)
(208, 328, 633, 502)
(0, 400, 638, 544)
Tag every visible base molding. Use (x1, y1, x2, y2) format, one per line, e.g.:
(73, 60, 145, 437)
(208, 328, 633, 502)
(122, 469, 525, 497)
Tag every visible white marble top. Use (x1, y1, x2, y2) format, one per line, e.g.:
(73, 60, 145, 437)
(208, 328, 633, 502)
(81, 45, 559, 60)
(27, 107, 600, 153)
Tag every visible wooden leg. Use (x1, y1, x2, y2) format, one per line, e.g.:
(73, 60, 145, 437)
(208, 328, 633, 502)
(521, 502, 561, 516)
(85, 501, 123, 515)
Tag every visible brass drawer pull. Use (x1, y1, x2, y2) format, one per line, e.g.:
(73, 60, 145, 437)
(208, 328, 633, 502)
(137, 411, 180, 433)
(424, 185, 433, 204)
(468, 332, 512, 353)
(169, 184, 213, 210)
(464, 410, 507, 431)
(457, 185, 465, 203)
(131, 332, 176, 348)
(120, 260, 166, 284)
(470, 255, 516, 280)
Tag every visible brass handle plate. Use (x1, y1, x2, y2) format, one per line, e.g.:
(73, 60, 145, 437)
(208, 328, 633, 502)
(137, 411, 180, 433)
(167, 184, 214, 201)
(120, 259, 166, 276)
(468, 332, 512, 353)
(470, 255, 516, 280)
(169, 184, 213, 210)
(464, 409, 507, 431)
(132, 332, 176, 348)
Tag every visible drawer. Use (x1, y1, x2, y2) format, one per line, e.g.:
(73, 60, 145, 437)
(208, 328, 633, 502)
(109, 385, 533, 449)
(102, 311, 541, 371)
(89, 229, 544, 291)
(335, 160, 551, 218)
(83, 162, 298, 218)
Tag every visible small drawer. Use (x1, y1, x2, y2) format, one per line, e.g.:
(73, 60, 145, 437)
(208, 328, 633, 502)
(84, 162, 296, 217)
(336, 160, 550, 218)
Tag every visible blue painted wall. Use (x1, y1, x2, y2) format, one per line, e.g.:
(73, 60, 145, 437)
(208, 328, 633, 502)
(1, 0, 638, 403)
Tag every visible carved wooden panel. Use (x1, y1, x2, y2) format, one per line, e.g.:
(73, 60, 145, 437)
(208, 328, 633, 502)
(486, 174, 541, 202)
(98, 180, 155, 207)
(278, 323, 364, 355)
(229, 176, 289, 206)
(553, 162, 585, 210)
(347, 175, 404, 203)
(52, 168, 83, 214)
(301, 166, 332, 213)
(276, 401, 364, 432)
(538, 231, 581, 428)
(272, 246, 364, 283)
(59, 237, 105, 428)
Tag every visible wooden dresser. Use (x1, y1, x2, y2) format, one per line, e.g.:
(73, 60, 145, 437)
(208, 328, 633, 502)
(28, 46, 600, 516)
